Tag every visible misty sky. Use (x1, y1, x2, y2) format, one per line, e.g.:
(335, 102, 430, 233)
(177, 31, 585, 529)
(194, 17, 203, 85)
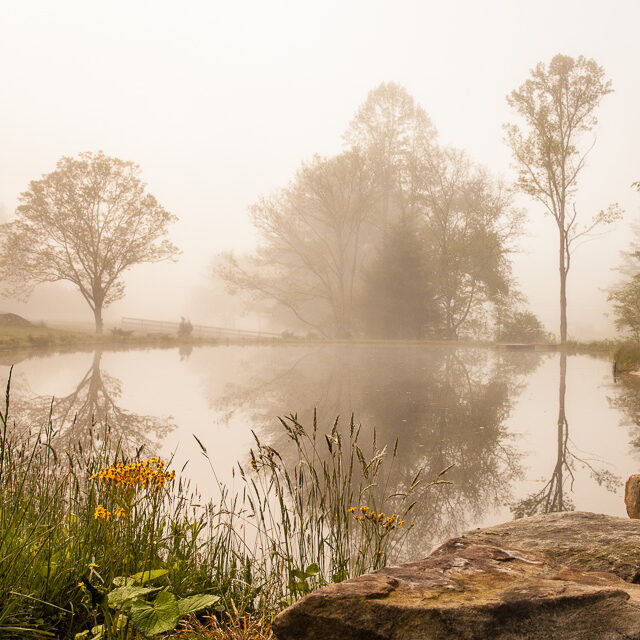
(2, 0, 639, 338)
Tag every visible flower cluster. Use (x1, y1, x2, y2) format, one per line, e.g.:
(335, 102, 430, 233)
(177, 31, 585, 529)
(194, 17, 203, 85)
(90, 457, 175, 490)
(348, 506, 404, 530)
(94, 504, 127, 521)
(94, 504, 112, 521)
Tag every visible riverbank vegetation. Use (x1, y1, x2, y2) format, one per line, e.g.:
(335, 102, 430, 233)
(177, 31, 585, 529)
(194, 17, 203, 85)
(612, 342, 640, 372)
(0, 374, 449, 639)
(0, 324, 227, 353)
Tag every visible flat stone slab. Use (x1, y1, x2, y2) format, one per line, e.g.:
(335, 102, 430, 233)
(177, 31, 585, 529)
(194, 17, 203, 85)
(462, 511, 640, 582)
(272, 512, 640, 640)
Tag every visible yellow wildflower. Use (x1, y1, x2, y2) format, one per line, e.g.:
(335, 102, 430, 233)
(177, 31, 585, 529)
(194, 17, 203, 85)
(90, 457, 175, 491)
(351, 505, 405, 530)
(94, 505, 112, 521)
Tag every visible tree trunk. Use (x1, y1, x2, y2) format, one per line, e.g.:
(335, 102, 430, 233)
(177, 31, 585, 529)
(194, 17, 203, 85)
(559, 232, 568, 345)
(93, 304, 104, 334)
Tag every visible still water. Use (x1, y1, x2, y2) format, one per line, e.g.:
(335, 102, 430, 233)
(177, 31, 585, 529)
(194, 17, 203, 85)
(2, 344, 637, 551)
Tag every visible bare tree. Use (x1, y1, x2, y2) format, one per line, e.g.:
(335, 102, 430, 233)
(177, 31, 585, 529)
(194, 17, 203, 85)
(220, 151, 376, 337)
(0, 151, 179, 332)
(505, 54, 620, 344)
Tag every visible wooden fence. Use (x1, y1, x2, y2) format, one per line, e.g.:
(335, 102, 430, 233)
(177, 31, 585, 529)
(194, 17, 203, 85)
(120, 317, 281, 339)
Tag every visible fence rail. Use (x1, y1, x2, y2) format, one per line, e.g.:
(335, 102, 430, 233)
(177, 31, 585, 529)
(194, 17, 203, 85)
(120, 317, 281, 339)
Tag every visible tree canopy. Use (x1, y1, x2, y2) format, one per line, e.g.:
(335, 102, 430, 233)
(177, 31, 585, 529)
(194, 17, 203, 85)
(0, 151, 179, 332)
(220, 151, 376, 337)
(220, 83, 522, 339)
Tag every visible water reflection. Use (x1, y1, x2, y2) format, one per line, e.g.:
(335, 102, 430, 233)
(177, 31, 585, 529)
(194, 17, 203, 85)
(513, 352, 619, 518)
(215, 345, 538, 549)
(10, 350, 175, 453)
(1, 344, 630, 546)
(610, 372, 640, 452)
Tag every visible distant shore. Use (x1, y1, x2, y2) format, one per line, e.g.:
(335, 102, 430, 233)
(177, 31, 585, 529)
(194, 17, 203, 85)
(0, 323, 621, 358)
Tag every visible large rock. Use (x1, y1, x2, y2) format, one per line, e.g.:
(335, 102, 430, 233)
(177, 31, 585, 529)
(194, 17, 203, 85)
(462, 511, 640, 582)
(272, 512, 640, 640)
(626, 475, 640, 519)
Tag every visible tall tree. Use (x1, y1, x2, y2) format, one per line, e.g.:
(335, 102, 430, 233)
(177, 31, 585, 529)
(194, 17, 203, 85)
(505, 54, 620, 344)
(220, 151, 376, 337)
(0, 151, 179, 332)
(344, 82, 437, 228)
(360, 215, 440, 339)
(419, 148, 520, 339)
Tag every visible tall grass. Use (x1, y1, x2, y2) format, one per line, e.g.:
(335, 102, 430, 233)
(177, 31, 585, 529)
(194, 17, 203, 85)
(0, 372, 448, 638)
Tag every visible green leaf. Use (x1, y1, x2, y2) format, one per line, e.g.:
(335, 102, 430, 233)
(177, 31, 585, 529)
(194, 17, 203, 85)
(304, 563, 320, 577)
(133, 569, 169, 585)
(176, 593, 220, 616)
(279, 595, 297, 608)
(112, 576, 136, 587)
(129, 591, 180, 637)
(331, 569, 348, 583)
(289, 579, 310, 594)
(107, 585, 159, 607)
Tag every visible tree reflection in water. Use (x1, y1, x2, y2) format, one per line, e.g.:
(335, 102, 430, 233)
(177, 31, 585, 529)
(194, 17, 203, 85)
(610, 369, 640, 452)
(8, 350, 174, 454)
(512, 351, 619, 518)
(213, 345, 540, 551)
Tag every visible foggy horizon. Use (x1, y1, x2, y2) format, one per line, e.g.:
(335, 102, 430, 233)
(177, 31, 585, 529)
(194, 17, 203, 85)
(2, 0, 640, 339)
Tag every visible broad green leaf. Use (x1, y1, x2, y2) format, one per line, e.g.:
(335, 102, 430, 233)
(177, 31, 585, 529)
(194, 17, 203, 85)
(112, 576, 136, 587)
(107, 585, 159, 607)
(305, 563, 320, 577)
(176, 594, 220, 616)
(133, 569, 169, 585)
(129, 591, 179, 637)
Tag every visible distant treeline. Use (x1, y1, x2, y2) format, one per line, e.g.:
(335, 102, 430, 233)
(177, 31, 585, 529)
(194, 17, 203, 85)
(219, 83, 545, 342)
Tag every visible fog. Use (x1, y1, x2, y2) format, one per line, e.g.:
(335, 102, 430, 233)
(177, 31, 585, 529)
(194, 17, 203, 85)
(1, 0, 639, 338)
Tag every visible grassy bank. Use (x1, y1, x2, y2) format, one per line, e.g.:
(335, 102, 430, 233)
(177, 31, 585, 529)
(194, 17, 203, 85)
(0, 325, 545, 354)
(564, 339, 618, 355)
(0, 375, 448, 639)
(0, 325, 230, 353)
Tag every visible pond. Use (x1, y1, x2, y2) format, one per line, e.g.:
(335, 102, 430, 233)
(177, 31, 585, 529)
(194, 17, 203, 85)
(1, 343, 636, 552)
